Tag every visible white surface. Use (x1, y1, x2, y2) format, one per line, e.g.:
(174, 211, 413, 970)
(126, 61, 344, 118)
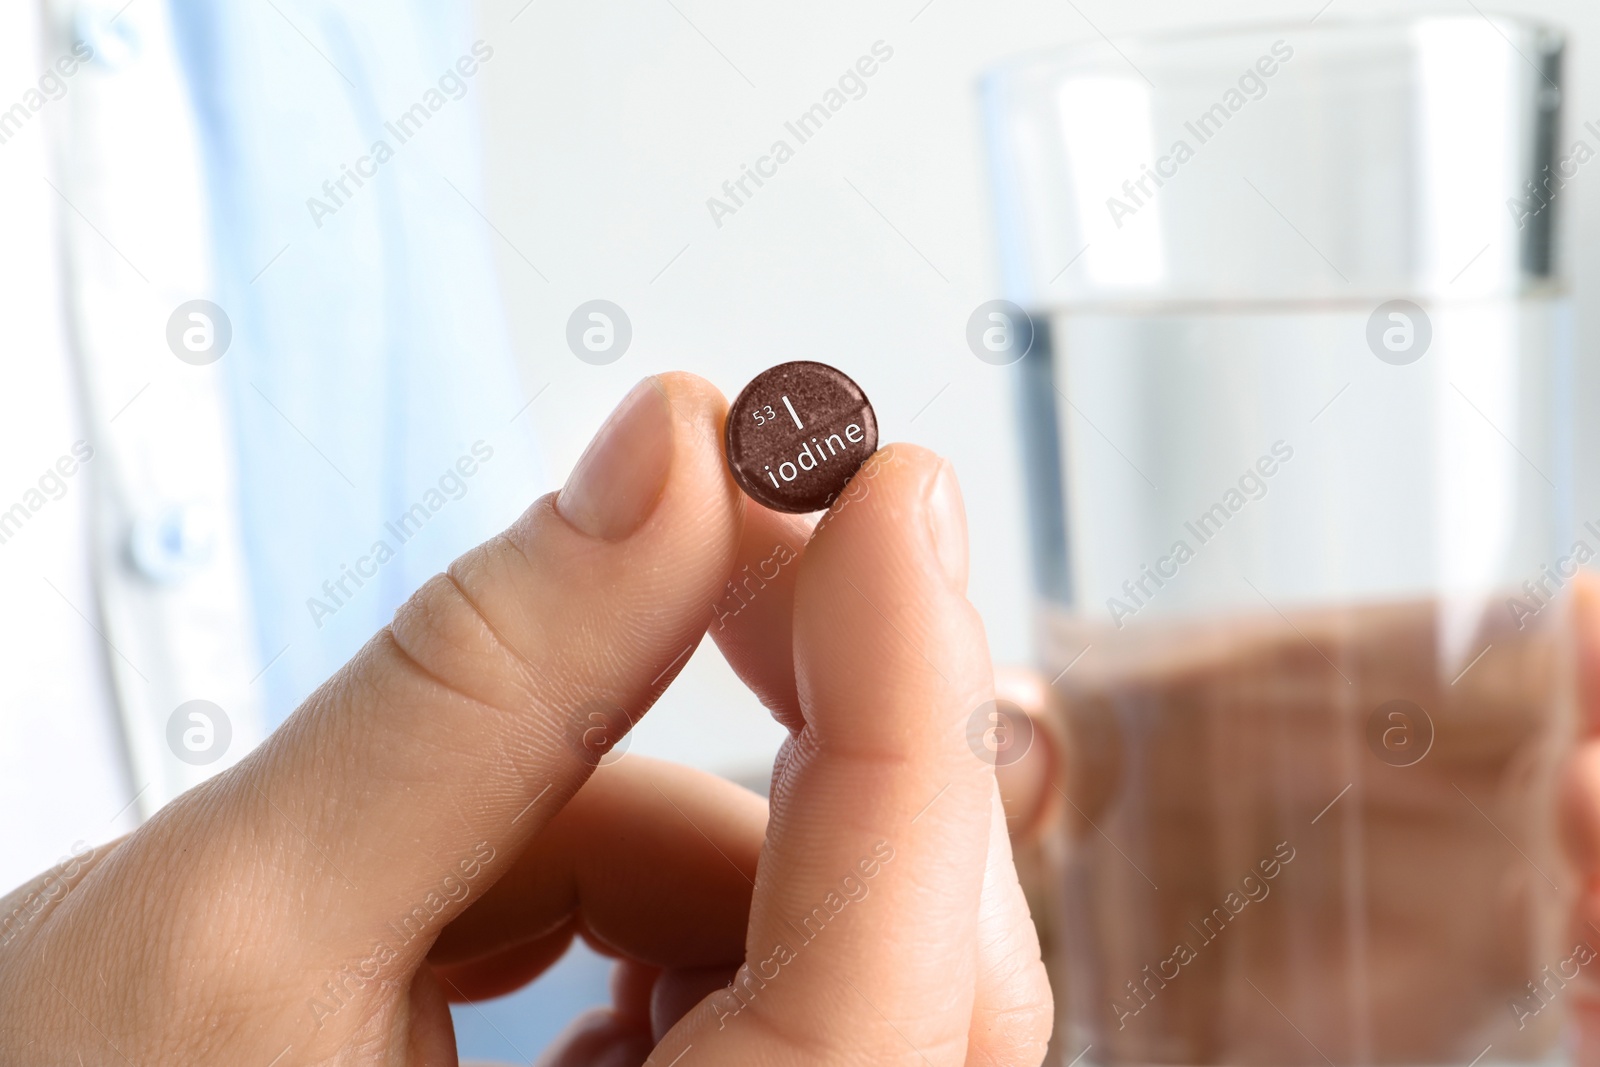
(0, 3, 132, 895)
(468, 0, 1600, 779)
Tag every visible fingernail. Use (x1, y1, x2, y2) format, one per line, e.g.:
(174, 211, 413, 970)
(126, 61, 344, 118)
(557, 378, 673, 540)
(925, 461, 968, 591)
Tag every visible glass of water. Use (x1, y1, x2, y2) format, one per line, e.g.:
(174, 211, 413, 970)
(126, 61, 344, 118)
(982, 15, 1575, 1067)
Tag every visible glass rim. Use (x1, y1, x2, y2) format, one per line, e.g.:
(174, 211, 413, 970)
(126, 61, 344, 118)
(977, 9, 1566, 90)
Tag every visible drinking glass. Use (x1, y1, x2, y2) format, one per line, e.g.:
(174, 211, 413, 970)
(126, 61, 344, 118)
(981, 15, 1575, 1066)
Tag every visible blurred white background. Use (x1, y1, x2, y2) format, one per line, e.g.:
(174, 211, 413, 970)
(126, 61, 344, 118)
(465, 0, 1600, 783)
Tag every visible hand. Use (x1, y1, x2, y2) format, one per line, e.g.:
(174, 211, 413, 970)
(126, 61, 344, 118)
(994, 573, 1600, 1066)
(1559, 573, 1600, 1065)
(0, 374, 1052, 1066)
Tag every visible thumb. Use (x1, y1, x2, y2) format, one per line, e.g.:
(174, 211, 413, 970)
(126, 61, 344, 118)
(658, 446, 1007, 1062)
(59, 374, 745, 980)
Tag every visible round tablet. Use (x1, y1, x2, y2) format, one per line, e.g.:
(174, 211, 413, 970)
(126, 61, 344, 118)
(725, 362, 878, 514)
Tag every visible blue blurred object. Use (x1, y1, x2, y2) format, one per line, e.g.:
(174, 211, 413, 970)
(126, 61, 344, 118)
(171, 0, 544, 727)
(168, 0, 601, 1055)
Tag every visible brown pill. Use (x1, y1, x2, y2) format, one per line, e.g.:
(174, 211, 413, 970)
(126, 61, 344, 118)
(725, 361, 878, 513)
